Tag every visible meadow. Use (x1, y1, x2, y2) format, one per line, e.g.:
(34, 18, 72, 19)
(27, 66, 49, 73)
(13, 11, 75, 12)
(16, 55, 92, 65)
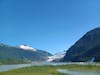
(0, 64, 100, 75)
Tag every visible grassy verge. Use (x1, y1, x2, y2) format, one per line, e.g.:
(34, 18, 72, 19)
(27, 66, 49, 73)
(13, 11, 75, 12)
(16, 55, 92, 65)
(0, 64, 99, 75)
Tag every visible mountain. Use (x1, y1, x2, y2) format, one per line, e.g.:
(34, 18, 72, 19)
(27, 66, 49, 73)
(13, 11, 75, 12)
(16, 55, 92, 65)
(63, 27, 100, 62)
(0, 44, 52, 64)
(47, 51, 66, 62)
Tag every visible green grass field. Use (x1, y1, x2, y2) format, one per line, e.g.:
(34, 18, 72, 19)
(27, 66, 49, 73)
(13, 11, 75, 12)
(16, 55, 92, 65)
(0, 64, 100, 75)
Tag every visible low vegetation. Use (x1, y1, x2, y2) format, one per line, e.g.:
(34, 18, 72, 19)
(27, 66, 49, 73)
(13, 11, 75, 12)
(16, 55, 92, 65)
(0, 65, 69, 75)
(0, 64, 100, 75)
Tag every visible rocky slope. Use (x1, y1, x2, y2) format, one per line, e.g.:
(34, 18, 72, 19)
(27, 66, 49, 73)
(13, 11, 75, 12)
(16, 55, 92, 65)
(63, 27, 100, 62)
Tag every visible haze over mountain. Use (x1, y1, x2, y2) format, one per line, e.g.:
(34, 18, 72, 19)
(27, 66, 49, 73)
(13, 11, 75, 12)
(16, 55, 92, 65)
(0, 44, 52, 64)
(63, 27, 100, 62)
(47, 50, 66, 62)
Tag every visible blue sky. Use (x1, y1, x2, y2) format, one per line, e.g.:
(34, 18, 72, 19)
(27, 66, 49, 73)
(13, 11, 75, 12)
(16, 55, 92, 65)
(0, 0, 100, 54)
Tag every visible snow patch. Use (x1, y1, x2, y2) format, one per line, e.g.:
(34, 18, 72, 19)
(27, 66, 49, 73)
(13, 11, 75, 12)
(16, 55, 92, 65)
(19, 45, 37, 51)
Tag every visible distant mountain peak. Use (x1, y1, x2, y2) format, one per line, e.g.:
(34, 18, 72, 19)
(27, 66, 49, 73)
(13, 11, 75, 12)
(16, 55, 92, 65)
(19, 44, 37, 51)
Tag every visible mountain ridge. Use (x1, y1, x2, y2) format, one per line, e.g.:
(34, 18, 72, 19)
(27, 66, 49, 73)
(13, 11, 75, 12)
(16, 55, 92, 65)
(63, 27, 100, 62)
(0, 43, 52, 64)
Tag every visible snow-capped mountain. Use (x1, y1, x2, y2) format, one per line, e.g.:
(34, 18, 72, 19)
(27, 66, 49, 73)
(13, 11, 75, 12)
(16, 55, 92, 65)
(47, 50, 66, 62)
(0, 43, 52, 64)
(19, 44, 37, 51)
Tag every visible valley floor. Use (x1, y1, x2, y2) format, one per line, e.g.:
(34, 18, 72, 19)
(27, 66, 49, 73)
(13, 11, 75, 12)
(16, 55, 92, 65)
(0, 64, 100, 75)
